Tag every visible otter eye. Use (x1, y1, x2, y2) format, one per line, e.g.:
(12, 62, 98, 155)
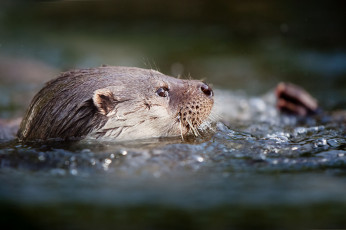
(156, 87, 169, 97)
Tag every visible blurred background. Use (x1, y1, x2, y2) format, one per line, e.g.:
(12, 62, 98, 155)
(0, 0, 345, 116)
(1, 1, 346, 229)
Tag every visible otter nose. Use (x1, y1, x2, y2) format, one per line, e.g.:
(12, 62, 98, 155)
(200, 83, 213, 98)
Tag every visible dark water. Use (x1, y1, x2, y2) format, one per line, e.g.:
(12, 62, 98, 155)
(1, 1, 346, 229)
(1, 118, 345, 229)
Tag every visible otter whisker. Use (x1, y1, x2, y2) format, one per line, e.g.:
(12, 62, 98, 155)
(152, 61, 160, 72)
(211, 113, 222, 122)
(198, 121, 209, 130)
(179, 117, 185, 141)
(208, 107, 222, 122)
(187, 118, 200, 137)
(198, 120, 215, 132)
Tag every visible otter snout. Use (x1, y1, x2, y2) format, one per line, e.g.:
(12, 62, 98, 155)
(172, 80, 214, 137)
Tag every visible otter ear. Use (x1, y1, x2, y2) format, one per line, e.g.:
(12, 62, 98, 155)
(93, 88, 115, 115)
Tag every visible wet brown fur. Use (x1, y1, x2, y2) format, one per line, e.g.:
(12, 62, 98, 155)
(17, 66, 214, 141)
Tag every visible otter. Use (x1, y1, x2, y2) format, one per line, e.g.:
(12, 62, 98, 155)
(16, 66, 214, 142)
(0, 66, 325, 142)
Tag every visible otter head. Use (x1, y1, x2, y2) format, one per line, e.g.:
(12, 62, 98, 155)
(17, 66, 214, 141)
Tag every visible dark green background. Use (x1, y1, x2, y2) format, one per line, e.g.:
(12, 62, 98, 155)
(1, 1, 346, 229)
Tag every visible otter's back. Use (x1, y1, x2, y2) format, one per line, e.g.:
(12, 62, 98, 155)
(17, 67, 146, 141)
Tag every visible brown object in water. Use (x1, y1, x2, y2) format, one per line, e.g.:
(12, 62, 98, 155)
(276, 82, 319, 116)
(17, 66, 214, 141)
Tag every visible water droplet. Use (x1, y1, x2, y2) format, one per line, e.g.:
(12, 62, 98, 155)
(196, 156, 204, 163)
(102, 158, 112, 171)
(294, 127, 307, 136)
(70, 169, 78, 175)
(81, 149, 91, 153)
(314, 139, 327, 148)
(90, 158, 96, 166)
(38, 152, 46, 161)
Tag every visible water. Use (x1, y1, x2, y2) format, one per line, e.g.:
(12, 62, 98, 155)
(1, 114, 345, 229)
(1, 1, 346, 229)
